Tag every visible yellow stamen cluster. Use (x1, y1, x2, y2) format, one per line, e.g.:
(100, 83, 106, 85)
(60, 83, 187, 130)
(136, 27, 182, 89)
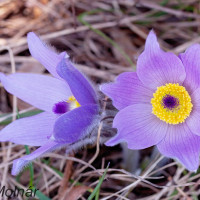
(151, 83, 193, 124)
(67, 96, 81, 110)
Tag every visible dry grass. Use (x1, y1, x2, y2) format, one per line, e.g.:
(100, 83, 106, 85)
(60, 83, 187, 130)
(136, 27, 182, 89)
(1, 0, 200, 199)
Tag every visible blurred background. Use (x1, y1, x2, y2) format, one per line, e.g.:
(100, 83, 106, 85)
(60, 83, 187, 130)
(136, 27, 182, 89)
(0, 0, 200, 199)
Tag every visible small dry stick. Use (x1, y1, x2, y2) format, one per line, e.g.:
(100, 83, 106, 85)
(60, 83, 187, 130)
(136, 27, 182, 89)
(58, 153, 74, 199)
(101, 155, 164, 200)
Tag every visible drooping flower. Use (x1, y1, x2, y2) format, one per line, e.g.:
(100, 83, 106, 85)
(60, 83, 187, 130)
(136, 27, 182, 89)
(0, 32, 100, 175)
(101, 30, 200, 171)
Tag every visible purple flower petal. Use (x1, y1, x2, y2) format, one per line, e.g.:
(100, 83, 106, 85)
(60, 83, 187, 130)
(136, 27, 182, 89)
(0, 112, 57, 146)
(100, 72, 153, 110)
(179, 44, 200, 93)
(157, 123, 200, 171)
(0, 73, 72, 112)
(53, 104, 99, 143)
(12, 141, 61, 175)
(106, 104, 168, 149)
(186, 88, 200, 136)
(27, 32, 68, 79)
(56, 58, 97, 105)
(137, 30, 186, 90)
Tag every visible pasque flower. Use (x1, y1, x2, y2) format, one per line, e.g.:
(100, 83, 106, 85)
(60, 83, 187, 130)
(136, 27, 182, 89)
(101, 30, 200, 171)
(0, 33, 99, 175)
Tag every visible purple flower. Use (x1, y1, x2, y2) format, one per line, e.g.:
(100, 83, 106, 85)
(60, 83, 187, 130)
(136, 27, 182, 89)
(0, 32, 100, 175)
(101, 30, 200, 171)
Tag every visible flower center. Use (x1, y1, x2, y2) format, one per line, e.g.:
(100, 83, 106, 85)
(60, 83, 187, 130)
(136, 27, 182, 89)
(67, 96, 81, 110)
(151, 83, 193, 124)
(53, 102, 69, 114)
(162, 95, 179, 109)
(53, 96, 80, 114)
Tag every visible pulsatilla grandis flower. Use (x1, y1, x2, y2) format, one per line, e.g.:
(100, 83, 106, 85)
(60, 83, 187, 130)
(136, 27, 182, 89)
(0, 32, 99, 175)
(101, 30, 200, 171)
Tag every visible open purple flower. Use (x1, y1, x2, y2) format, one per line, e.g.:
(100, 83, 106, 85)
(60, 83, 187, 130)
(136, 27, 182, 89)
(101, 30, 200, 171)
(0, 32, 99, 175)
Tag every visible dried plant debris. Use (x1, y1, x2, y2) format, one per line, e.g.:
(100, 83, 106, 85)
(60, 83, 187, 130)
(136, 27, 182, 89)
(1, 0, 200, 199)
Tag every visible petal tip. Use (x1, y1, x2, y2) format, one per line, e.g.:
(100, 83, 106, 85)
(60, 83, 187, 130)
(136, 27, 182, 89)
(145, 30, 158, 49)
(0, 72, 5, 81)
(148, 29, 156, 38)
(99, 83, 108, 93)
(27, 31, 36, 38)
(105, 134, 122, 147)
(11, 158, 29, 176)
(149, 29, 156, 35)
(99, 83, 115, 98)
(185, 163, 199, 172)
(27, 32, 39, 44)
(105, 140, 115, 147)
(191, 169, 197, 173)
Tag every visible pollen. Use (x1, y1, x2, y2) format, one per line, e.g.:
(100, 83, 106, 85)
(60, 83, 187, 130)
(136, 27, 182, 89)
(67, 96, 81, 109)
(151, 83, 193, 124)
